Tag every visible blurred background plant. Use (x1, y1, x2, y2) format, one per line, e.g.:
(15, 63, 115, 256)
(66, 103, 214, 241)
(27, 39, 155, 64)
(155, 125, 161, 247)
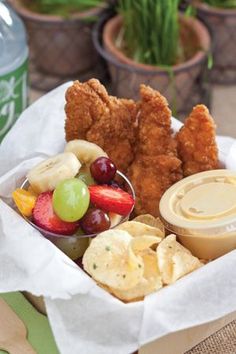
(201, 0, 236, 8)
(23, 0, 105, 17)
(98, 0, 210, 116)
(117, 0, 181, 66)
(192, 0, 236, 84)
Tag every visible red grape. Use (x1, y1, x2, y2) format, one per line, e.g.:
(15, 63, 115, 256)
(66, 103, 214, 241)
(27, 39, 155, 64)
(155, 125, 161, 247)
(108, 180, 121, 189)
(80, 208, 111, 234)
(90, 157, 116, 184)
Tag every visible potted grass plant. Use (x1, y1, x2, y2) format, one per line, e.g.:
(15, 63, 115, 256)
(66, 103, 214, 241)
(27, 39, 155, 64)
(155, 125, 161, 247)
(193, 0, 236, 84)
(8, 0, 106, 78)
(93, 0, 211, 116)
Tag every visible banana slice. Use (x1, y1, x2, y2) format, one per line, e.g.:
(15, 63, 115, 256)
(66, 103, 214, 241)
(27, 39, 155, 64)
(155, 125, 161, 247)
(64, 139, 108, 165)
(27, 152, 81, 194)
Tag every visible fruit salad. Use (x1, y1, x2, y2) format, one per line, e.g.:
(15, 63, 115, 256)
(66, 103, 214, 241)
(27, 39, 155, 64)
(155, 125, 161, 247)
(12, 140, 135, 259)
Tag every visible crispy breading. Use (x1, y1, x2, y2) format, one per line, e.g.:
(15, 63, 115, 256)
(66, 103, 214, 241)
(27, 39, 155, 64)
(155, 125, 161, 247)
(128, 85, 183, 217)
(65, 79, 219, 217)
(65, 79, 108, 141)
(176, 104, 219, 176)
(65, 79, 138, 173)
(129, 155, 182, 216)
(136, 85, 178, 156)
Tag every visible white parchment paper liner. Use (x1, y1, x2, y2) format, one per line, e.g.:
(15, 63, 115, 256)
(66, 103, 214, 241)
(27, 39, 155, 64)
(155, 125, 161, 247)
(0, 83, 235, 354)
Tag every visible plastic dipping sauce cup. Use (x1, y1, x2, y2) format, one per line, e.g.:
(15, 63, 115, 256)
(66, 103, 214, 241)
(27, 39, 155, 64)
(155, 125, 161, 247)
(21, 171, 135, 261)
(159, 170, 236, 260)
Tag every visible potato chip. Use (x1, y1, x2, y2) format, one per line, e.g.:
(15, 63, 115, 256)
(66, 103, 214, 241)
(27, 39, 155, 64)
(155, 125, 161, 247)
(156, 234, 203, 285)
(116, 220, 164, 239)
(82, 230, 144, 290)
(133, 214, 165, 237)
(130, 236, 161, 253)
(110, 249, 163, 302)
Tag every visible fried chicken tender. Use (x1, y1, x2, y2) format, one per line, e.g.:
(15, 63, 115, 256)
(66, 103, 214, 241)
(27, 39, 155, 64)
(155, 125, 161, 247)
(128, 85, 183, 217)
(136, 85, 178, 157)
(65, 79, 219, 217)
(176, 105, 219, 176)
(65, 79, 138, 172)
(129, 155, 182, 216)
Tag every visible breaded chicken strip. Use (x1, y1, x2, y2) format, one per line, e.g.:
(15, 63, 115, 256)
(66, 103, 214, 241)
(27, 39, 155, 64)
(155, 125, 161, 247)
(137, 85, 178, 157)
(65, 79, 138, 172)
(176, 105, 219, 176)
(130, 155, 182, 216)
(128, 85, 183, 217)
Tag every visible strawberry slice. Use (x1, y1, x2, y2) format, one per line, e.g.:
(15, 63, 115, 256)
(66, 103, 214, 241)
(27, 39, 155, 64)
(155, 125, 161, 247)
(33, 192, 78, 235)
(88, 185, 134, 216)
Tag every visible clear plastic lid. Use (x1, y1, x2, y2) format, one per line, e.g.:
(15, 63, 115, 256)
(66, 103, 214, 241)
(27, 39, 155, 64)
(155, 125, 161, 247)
(0, 0, 28, 75)
(160, 170, 236, 237)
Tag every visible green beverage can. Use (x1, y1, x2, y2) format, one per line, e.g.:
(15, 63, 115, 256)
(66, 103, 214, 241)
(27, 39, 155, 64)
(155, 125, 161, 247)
(0, 0, 29, 143)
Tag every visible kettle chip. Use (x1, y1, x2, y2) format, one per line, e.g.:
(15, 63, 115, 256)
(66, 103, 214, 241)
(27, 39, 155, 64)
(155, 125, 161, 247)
(156, 234, 203, 285)
(109, 249, 163, 302)
(116, 220, 164, 239)
(82, 229, 144, 291)
(82, 218, 203, 302)
(130, 236, 161, 253)
(134, 214, 165, 237)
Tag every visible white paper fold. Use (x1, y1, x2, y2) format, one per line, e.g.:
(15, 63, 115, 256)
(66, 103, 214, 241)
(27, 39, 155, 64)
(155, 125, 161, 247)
(0, 84, 236, 354)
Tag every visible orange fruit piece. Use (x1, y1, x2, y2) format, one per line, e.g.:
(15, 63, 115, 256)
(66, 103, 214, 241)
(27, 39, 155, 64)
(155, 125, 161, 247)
(12, 188, 37, 217)
(27, 185, 39, 197)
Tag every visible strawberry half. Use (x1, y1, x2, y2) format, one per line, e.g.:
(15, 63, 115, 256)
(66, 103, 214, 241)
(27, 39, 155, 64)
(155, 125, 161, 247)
(88, 185, 134, 216)
(32, 192, 78, 235)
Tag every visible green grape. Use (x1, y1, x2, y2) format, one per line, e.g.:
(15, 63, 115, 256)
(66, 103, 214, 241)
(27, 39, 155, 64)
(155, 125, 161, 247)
(75, 228, 85, 236)
(77, 164, 95, 186)
(54, 236, 89, 260)
(53, 178, 90, 222)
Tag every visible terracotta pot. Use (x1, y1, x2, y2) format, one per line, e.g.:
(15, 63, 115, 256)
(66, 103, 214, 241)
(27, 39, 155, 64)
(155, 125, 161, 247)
(9, 0, 105, 77)
(194, 2, 236, 84)
(96, 14, 211, 117)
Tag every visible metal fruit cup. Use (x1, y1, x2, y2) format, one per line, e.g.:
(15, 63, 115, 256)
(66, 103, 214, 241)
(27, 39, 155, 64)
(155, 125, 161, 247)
(20, 171, 135, 260)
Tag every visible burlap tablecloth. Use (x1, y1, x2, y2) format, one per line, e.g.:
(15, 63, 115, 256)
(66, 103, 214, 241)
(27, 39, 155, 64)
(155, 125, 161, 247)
(187, 320, 236, 354)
